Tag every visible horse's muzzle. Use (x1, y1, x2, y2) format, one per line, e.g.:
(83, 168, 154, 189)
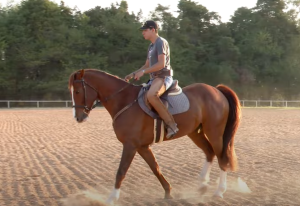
(76, 113, 88, 123)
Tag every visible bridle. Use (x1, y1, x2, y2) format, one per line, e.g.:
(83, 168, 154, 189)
(72, 76, 135, 115)
(72, 78, 99, 114)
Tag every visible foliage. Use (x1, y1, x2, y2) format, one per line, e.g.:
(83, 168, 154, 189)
(0, 0, 299, 100)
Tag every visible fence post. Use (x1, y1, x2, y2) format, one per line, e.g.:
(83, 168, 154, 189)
(37, 101, 39, 108)
(65, 101, 68, 107)
(286, 101, 287, 107)
(270, 100, 272, 107)
(7, 101, 10, 108)
(256, 101, 257, 107)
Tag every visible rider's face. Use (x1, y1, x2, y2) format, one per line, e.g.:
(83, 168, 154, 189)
(142, 28, 155, 40)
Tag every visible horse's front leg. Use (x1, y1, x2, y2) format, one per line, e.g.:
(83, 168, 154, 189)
(106, 143, 137, 204)
(138, 146, 173, 199)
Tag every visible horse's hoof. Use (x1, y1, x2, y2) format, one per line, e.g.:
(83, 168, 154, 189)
(105, 200, 113, 205)
(164, 194, 173, 199)
(199, 183, 208, 194)
(106, 188, 120, 205)
(213, 191, 224, 199)
(106, 197, 117, 205)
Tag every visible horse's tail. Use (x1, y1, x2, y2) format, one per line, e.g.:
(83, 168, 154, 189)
(216, 84, 241, 172)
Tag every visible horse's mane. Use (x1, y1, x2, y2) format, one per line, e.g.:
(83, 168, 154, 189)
(68, 69, 131, 90)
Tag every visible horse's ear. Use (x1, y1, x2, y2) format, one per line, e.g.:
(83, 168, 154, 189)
(79, 69, 85, 78)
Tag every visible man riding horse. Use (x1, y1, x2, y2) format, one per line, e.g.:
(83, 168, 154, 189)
(125, 20, 179, 138)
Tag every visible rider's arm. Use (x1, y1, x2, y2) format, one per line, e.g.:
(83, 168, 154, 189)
(135, 59, 149, 73)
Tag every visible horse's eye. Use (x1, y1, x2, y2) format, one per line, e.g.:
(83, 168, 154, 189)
(75, 91, 80, 94)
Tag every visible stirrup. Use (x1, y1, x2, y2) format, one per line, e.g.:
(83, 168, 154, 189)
(166, 125, 179, 139)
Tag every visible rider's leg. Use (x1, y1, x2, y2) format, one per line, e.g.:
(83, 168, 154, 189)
(146, 77, 179, 138)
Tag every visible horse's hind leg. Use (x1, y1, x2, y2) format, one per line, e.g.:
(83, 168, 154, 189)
(203, 124, 228, 198)
(137, 145, 172, 199)
(188, 130, 215, 194)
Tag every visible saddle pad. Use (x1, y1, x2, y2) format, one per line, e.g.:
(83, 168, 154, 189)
(137, 87, 190, 119)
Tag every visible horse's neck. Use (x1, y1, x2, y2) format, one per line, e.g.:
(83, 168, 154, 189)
(94, 72, 128, 98)
(91, 71, 140, 118)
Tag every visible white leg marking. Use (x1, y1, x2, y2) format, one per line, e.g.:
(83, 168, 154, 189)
(71, 86, 75, 118)
(199, 161, 212, 193)
(106, 188, 120, 205)
(214, 170, 227, 198)
(199, 161, 212, 185)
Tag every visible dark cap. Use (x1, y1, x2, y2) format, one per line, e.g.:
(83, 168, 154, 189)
(139, 20, 158, 30)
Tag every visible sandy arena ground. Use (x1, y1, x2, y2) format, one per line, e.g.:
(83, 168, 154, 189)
(0, 108, 300, 206)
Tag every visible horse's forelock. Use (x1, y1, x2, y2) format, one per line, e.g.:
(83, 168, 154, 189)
(68, 71, 77, 90)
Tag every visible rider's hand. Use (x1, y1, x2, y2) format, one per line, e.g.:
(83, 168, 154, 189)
(134, 70, 144, 80)
(125, 73, 134, 82)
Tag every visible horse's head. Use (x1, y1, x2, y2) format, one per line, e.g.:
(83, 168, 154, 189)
(68, 69, 99, 123)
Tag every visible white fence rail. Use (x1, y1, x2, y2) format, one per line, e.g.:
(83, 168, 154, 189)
(240, 100, 300, 107)
(1, 100, 300, 109)
(0, 100, 73, 108)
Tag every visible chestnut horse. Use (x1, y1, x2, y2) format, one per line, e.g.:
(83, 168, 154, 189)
(68, 69, 241, 204)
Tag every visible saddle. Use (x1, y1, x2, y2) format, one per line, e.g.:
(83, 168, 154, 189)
(143, 80, 182, 110)
(163, 80, 182, 95)
(138, 80, 190, 119)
